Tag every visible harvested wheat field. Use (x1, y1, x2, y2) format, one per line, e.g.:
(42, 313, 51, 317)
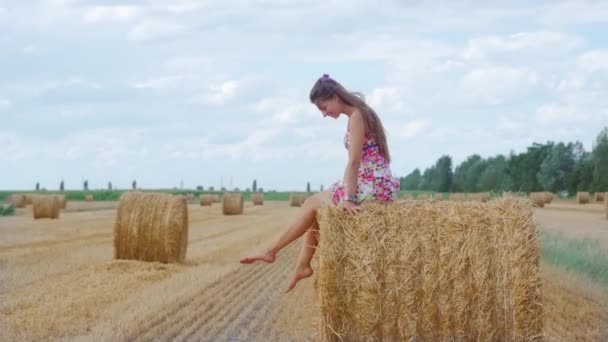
(0, 199, 607, 341)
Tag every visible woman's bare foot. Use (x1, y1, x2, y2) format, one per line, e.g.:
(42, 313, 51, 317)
(286, 265, 314, 293)
(239, 250, 276, 264)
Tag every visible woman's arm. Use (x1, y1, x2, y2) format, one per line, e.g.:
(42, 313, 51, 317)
(344, 110, 365, 197)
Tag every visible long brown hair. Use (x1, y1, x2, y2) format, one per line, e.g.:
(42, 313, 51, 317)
(309, 75, 391, 163)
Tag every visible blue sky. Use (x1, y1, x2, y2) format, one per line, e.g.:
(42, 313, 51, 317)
(1, 0, 607, 191)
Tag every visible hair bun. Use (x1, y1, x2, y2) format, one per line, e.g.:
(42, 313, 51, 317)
(322, 73, 330, 78)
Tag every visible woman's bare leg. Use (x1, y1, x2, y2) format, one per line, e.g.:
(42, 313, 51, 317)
(286, 223, 318, 292)
(240, 191, 332, 264)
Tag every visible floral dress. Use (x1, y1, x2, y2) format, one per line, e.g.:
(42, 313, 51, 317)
(330, 129, 400, 204)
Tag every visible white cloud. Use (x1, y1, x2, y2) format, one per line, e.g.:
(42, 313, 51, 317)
(535, 104, 587, 125)
(190, 80, 240, 106)
(127, 21, 186, 41)
(0, 98, 12, 110)
(578, 50, 608, 73)
(461, 66, 541, 105)
(84, 6, 140, 23)
(400, 119, 431, 139)
(367, 87, 405, 113)
(463, 31, 583, 60)
(132, 75, 185, 90)
(166, 1, 209, 14)
(164, 56, 214, 71)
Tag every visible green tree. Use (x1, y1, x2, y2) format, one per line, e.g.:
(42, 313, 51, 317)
(400, 168, 422, 190)
(537, 142, 576, 193)
(252, 179, 258, 192)
(477, 155, 509, 191)
(434, 155, 453, 192)
(591, 127, 608, 191)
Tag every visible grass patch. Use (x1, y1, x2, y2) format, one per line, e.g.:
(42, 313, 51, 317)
(539, 231, 608, 286)
(0, 204, 15, 216)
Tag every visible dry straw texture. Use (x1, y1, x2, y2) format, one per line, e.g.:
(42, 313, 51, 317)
(223, 192, 244, 215)
(470, 192, 490, 202)
(449, 193, 466, 201)
(251, 193, 264, 206)
(576, 192, 590, 204)
(25, 195, 33, 205)
(314, 196, 543, 341)
(594, 192, 605, 202)
(113, 192, 188, 263)
(32, 195, 61, 219)
(85, 194, 94, 202)
(543, 192, 553, 204)
(529, 192, 545, 208)
(54, 194, 67, 209)
(199, 194, 213, 206)
(8, 194, 27, 208)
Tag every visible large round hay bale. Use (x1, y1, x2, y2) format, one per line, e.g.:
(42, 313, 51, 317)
(32, 195, 61, 219)
(199, 194, 213, 206)
(251, 193, 264, 206)
(529, 192, 545, 208)
(543, 192, 553, 204)
(576, 191, 590, 204)
(315, 196, 543, 341)
(54, 195, 67, 209)
(223, 192, 244, 215)
(85, 194, 94, 202)
(8, 194, 27, 208)
(594, 192, 605, 203)
(114, 192, 188, 263)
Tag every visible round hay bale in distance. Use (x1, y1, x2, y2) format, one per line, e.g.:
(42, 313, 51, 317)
(289, 192, 303, 207)
(113, 192, 188, 263)
(54, 194, 67, 209)
(576, 191, 590, 204)
(543, 192, 553, 204)
(594, 192, 605, 203)
(223, 192, 244, 215)
(251, 193, 264, 206)
(32, 195, 61, 219)
(8, 194, 27, 208)
(85, 194, 94, 202)
(529, 192, 545, 208)
(199, 194, 213, 206)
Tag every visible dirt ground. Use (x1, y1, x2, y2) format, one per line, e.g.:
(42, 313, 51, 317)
(0, 200, 607, 341)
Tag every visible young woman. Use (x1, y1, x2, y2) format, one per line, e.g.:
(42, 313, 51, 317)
(240, 74, 400, 292)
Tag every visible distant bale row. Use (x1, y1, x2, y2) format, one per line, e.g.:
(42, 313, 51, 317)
(7, 194, 27, 208)
(314, 196, 542, 341)
(594, 192, 605, 202)
(114, 192, 188, 263)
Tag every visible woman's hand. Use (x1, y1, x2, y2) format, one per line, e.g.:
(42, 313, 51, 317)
(340, 200, 363, 214)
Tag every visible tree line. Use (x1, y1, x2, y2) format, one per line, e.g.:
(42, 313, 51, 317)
(400, 127, 608, 195)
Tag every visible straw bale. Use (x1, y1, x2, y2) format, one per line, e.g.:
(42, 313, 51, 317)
(8, 194, 27, 208)
(114, 192, 188, 263)
(290, 192, 304, 207)
(314, 196, 543, 341)
(543, 192, 553, 204)
(594, 192, 605, 203)
(54, 195, 67, 209)
(529, 192, 545, 208)
(434, 193, 443, 201)
(223, 192, 244, 215)
(25, 195, 33, 205)
(85, 194, 94, 202)
(576, 192, 590, 204)
(186, 193, 194, 202)
(251, 193, 264, 206)
(32, 195, 61, 219)
(605, 195, 607, 220)
(200, 194, 213, 206)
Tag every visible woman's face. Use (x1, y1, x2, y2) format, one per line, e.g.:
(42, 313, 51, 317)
(315, 95, 341, 119)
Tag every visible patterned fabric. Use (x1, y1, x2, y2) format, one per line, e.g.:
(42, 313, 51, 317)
(330, 129, 400, 204)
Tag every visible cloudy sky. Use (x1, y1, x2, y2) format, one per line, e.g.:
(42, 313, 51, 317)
(1, 1, 607, 191)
